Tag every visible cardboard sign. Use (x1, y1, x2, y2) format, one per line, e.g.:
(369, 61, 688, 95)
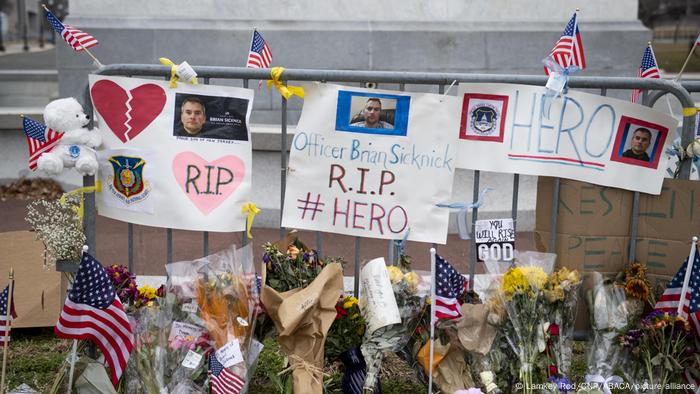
(474, 218, 515, 262)
(89, 75, 253, 232)
(456, 83, 677, 194)
(281, 83, 459, 244)
(535, 177, 700, 277)
(0, 231, 65, 328)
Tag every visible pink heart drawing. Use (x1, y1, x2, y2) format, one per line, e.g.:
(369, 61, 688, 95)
(91, 79, 166, 143)
(172, 152, 246, 215)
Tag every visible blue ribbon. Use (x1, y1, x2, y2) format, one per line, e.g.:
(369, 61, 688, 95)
(393, 228, 411, 257)
(436, 188, 493, 239)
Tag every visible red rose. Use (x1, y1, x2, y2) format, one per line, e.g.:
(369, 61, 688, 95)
(548, 365, 558, 376)
(548, 323, 560, 336)
(335, 305, 347, 320)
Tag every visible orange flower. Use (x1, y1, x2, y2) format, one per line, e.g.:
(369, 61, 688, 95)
(624, 278, 650, 301)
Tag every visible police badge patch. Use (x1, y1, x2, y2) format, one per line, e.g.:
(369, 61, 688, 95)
(460, 93, 509, 142)
(107, 155, 152, 205)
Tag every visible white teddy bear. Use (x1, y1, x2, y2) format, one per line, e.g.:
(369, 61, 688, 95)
(37, 97, 102, 176)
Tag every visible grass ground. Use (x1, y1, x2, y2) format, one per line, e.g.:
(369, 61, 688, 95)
(7, 332, 591, 393)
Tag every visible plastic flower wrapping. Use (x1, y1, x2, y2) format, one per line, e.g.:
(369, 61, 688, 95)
(484, 251, 556, 394)
(123, 244, 262, 394)
(359, 255, 429, 393)
(582, 271, 631, 382)
(541, 267, 582, 377)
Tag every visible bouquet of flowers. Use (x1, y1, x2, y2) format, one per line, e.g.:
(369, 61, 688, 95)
(542, 267, 582, 377)
(261, 233, 345, 394)
(165, 244, 260, 392)
(25, 194, 85, 266)
(618, 311, 697, 391)
(360, 256, 428, 393)
(485, 251, 555, 394)
(614, 262, 651, 325)
(325, 295, 366, 360)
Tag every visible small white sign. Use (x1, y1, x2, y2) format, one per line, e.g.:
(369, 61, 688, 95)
(474, 218, 515, 262)
(168, 321, 204, 343)
(181, 350, 203, 369)
(247, 339, 264, 367)
(182, 302, 198, 314)
(215, 339, 245, 368)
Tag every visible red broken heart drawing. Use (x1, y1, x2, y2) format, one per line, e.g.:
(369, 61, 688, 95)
(91, 79, 166, 143)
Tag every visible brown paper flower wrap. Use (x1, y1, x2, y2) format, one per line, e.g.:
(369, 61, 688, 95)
(261, 262, 343, 394)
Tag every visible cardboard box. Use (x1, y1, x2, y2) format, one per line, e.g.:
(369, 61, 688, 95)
(535, 177, 700, 278)
(0, 231, 65, 328)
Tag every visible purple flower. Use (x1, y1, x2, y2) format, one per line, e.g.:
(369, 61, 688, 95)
(548, 375, 572, 392)
(262, 253, 270, 263)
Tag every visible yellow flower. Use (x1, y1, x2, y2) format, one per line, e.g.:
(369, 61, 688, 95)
(343, 296, 359, 309)
(520, 266, 548, 289)
(287, 245, 300, 259)
(544, 286, 565, 302)
(404, 271, 420, 293)
(139, 285, 157, 300)
(387, 266, 404, 284)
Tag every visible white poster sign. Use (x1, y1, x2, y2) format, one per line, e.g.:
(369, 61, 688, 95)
(456, 83, 677, 194)
(281, 83, 459, 243)
(89, 75, 253, 232)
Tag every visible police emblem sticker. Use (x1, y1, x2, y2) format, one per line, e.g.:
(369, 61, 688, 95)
(460, 93, 509, 142)
(107, 155, 152, 206)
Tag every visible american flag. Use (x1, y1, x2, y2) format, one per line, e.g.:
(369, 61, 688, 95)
(695, 34, 700, 47)
(0, 283, 17, 344)
(46, 9, 98, 51)
(654, 249, 700, 336)
(434, 255, 467, 319)
(209, 353, 246, 394)
(246, 30, 272, 69)
(54, 252, 133, 386)
(631, 45, 660, 104)
(22, 116, 63, 171)
(245, 272, 264, 316)
(545, 12, 586, 75)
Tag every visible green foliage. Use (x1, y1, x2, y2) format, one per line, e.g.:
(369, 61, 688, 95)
(6, 328, 72, 393)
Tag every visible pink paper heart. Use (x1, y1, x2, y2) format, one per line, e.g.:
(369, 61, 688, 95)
(172, 152, 246, 215)
(91, 80, 166, 143)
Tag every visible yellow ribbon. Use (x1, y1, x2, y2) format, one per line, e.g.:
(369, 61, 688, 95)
(682, 107, 698, 117)
(159, 57, 198, 88)
(266, 67, 305, 100)
(241, 202, 261, 239)
(59, 180, 102, 225)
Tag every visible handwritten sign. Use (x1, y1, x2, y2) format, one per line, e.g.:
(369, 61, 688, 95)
(474, 218, 515, 262)
(90, 75, 253, 232)
(215, 339, 244, 368)
(181, 350, 203, 369)
(282, 83, 460, 243)
(359, 258, 401, 335)
(456, 83, 677, 194)
(168, 321, 204, 343)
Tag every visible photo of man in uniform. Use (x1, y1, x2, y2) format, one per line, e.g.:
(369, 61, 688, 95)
(350, 98, 393, 129)
(173, 95, 249, 141)
(622, 127, 652, 162)
(176, 96, 207, 136)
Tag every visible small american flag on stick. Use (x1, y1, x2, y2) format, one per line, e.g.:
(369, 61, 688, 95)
(0, 282, 17, 344)
(246, 30, 272, 69)
(45, 7, 98, 51)
(631, 44, 660, 104)
(545, 12, 586, 75)
(21, 116, 63, 171)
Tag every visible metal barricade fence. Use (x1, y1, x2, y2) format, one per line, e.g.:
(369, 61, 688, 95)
(82, 65, 697, 307)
